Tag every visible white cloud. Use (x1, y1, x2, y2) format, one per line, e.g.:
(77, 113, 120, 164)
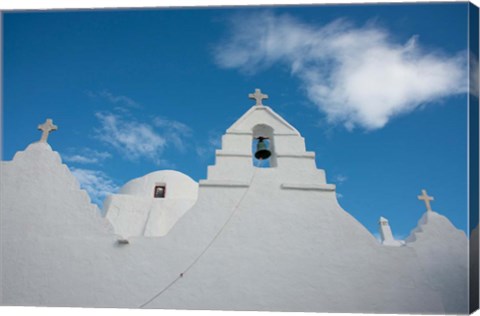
(95, 112, 167, 163)
(87, 89, 193, 164)
(195, 130, 222, 159)
(94, 111, 193, 165)
(88, 90, 140, 109)
(153, 117, 191, 133)
(334, 174, 348, 185)
(70, 167, 119, 207)
(208, 133, 222, 148)
(153, 117, 192, 152)
(215, 12, 467, 130)
(63, 148, 112, 164)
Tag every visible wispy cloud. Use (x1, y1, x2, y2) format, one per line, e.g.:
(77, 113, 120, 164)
(153, 117, 193, 152)
(86, 90, 192, 164)
(215, 12, 467, 130)
(94, 111, 192, 165)
(63, 148, 112, 165)
(70, 167, 119, 207)
(87, 90, 141, 109)
(94, 112, 167, 163)
(195, 130, 222, 159)
(334, 174, 348, 185)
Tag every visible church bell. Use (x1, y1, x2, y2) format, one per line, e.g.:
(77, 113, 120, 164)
(254, 137, 271, 160)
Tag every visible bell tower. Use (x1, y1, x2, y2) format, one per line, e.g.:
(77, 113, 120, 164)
(199, 89, 332, 190)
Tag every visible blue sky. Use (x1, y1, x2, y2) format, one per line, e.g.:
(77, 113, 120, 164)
(2, 3, 475, 239)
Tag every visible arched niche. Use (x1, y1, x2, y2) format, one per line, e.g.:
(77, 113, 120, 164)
(252, 124, 277, 167)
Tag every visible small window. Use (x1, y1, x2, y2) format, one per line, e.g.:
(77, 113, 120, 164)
(154, 185, 166, 198)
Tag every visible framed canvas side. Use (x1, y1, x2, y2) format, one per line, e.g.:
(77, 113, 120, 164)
(469, 2, 480, 313)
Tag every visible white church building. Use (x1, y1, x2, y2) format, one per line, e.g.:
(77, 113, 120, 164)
(0, 89, 471, 313)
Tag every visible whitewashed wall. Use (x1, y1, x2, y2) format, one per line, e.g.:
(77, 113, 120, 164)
(0, 105, 469, 313)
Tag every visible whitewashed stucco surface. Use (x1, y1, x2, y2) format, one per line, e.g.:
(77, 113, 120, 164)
(104, 170, 198, 238)
(405, 210, 469, 313)
(0, 105, 470, 313)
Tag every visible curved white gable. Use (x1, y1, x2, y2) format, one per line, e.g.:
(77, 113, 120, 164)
(119, 170, 198, 199)
(104, 170, 198, 238)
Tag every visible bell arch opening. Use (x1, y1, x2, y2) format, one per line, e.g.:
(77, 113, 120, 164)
(252, 124, 277, 168)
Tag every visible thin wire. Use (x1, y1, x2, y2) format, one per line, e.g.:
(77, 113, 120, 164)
(141, 199, 155, 236)
(139, 164, 260, 308)
(256, 158, 263, 168)
(139, 275, 182, 308)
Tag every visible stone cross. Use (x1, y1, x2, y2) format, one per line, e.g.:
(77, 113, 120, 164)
(38, 118, 58, 143)
(249, 88, 268, 106)
(417, 189, 434, 212)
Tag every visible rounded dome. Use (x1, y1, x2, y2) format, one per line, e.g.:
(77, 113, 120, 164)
(119, 170, 198, 200)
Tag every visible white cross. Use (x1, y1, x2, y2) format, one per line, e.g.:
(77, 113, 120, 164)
(417, 189, 434, 212)
(38, 119, 58, 143)
(249, 88, 268, 106)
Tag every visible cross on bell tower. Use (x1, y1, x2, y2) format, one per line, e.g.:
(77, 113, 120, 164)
(249, 88, 268, 106)
(417, 189, 434, 212)
(37, 118, 58, 143)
